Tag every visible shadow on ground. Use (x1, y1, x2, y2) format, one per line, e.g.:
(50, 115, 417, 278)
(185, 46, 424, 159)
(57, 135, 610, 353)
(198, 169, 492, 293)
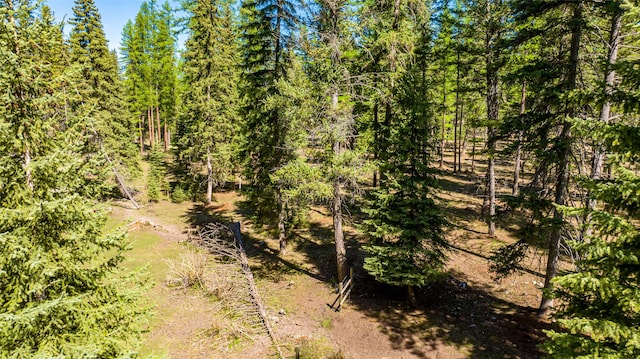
(348, 271, 548, 359)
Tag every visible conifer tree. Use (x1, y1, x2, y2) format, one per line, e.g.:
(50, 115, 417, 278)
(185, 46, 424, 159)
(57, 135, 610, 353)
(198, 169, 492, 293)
(68, 0, 139, 195)
(176, 0, 240, 204)
(361, 1, 448, 303)
(542, 3, 640, 356)
(309, 0, 370, 281)
(542, 120, 640, 358)
(121, 0, 179, 153)
(239, 0, 304, 253)
(0, 1, 146, 355)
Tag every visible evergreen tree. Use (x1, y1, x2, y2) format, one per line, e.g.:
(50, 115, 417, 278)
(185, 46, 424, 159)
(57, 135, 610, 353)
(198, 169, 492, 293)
(361, 1, 448, 303)
(121, 0, 179, 153)
(176, 0, 240, 204)
(239, 0, 304, 253)
(542, 119, 640, 358)
(0, 1, 146, 355)
(309, 0, 370, 281)
(542, 3, 640, 356)
(68, 0, 138, 173)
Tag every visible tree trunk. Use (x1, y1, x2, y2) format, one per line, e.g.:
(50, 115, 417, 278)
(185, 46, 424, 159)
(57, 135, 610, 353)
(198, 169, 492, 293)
(156, 106, 161, 149)
(487, 140, 496, 236)
(458, 102, 465, 172)
(584, 6, 622, 236)
(164, 122, 169, 151)
(454, 50, 461, 173)
(513, 79, 526, 196)
(333, 175, 346, 281)
(148, 107, 154, 148)
(206, 151, 213, 205)
(277, 192, 287, 255)
(325, 1, 349, 282)
(407, 285, 416, 305)
(485, 0, 499, 237)
(440, 69, 446, 168)
(139, 114, 144, 154)
(471, 126, 477, 173)
(538, 2, 582, 318)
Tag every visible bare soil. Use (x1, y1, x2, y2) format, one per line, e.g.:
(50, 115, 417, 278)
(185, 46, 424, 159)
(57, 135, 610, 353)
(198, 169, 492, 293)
(112, 153, 551, 358)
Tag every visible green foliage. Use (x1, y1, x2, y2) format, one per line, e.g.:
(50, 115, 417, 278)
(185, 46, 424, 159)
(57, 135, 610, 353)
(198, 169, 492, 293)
(148, 148, 167, 202)
(362, 182, 448, 288)
(362, 53, 448, 289)
(170, 185, 190, 203)
(174, 0, 240, 198)
(0, 2, 148, 355)
(239, 0, 304, 221)
(542, 107, 640, 357)
(68, 0, 139, 180)
(489, 240, 529, 281)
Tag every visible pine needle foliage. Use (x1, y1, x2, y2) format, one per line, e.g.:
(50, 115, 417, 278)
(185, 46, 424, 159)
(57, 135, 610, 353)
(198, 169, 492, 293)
(175, 0, 240, 201)
(362, 44, 449, 294)
(541, 119, 640, 358)
(68, 0, 139, 177)
(0, 1, 148, 356)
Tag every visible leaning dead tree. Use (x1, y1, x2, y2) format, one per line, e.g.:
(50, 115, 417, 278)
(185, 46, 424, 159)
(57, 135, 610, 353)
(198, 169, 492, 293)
(195, 222, 283, 358)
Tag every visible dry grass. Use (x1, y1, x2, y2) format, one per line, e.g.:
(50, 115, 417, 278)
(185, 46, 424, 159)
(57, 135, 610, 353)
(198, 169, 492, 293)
(165, 250, 209, 289)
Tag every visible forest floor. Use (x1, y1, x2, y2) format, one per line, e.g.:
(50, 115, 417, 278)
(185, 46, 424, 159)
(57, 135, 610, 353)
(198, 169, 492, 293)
(109, 151, 552, 359)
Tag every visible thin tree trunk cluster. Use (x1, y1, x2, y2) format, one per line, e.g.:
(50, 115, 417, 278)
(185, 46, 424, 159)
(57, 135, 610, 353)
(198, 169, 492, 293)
(142, 105, 170, 152)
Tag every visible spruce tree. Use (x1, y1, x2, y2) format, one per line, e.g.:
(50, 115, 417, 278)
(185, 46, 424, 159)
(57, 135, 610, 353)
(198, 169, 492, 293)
(176, 0, 239, 204)
(0, 1, 146, 355)
(239, 0, 304, 253)
(361, 0, 448, 302)
(542, 3, 640, 356)
(542, 119, 640, 358)
(68, 0, 139, 193)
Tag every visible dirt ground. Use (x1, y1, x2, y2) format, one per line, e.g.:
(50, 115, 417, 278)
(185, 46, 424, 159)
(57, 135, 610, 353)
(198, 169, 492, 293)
(112, 152, 552, 359)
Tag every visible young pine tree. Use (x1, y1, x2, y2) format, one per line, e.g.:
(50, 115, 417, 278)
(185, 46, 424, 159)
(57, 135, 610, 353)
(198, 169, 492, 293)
(362, 6, 449, 302)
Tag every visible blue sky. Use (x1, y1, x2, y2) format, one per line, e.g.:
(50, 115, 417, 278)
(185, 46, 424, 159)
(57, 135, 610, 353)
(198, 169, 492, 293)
(46, 0, 185, 51)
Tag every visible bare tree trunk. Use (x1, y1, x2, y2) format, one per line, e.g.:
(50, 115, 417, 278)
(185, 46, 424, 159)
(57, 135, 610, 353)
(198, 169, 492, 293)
(139, 115, 144, 154)
(454, 50, 461, 173)
(206, 151, 213, 205)
(458, 102, 465, 172)
(471, 126, 477, 173)
(333, 174, 346, 281)
(148, 107, 154, 148)
(538, 2, 582, 318)
(513, 79, 526, 196)
(485, 0, 499, 237)
(164, 123, 169, 151)
(156, 106, 161, 149)
(440, 69, 446, 168)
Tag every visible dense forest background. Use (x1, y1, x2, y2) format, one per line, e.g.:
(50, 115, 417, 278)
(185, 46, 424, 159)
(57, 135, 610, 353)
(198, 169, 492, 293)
(1, 0, 639, 357)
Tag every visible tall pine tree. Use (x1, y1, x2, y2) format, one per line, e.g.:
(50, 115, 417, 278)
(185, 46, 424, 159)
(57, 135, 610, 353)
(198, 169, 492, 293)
(175, 0, 240, 204)
(0, 1, 147, 355)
